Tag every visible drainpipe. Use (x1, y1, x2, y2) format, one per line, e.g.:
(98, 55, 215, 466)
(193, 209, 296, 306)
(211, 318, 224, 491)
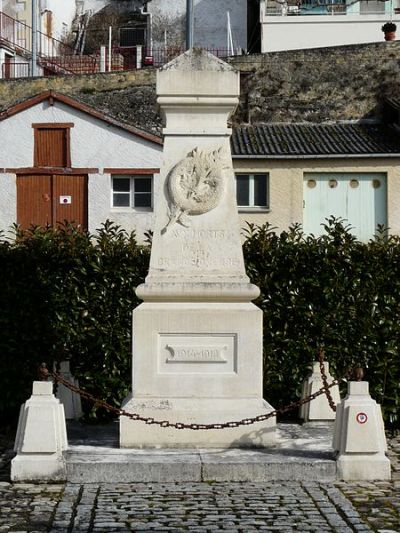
(31, 0, 39, 76)
(186, 0, 194, 50)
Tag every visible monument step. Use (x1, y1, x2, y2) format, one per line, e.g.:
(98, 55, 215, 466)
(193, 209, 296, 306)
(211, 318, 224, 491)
(65, 422, 337, 483)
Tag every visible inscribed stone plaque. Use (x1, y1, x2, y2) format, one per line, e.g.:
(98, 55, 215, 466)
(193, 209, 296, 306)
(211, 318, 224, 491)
(158, 333, 237, 374)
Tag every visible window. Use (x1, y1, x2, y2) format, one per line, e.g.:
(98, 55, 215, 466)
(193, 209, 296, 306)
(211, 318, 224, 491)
(112, 175, 152, 209)
(119, 28, 146, 47)
(235, 173, 269, 209)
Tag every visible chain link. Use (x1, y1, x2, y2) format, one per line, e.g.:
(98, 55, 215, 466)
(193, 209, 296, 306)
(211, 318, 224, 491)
(47, 351, 341, 430)
(318, 346, 338, 412)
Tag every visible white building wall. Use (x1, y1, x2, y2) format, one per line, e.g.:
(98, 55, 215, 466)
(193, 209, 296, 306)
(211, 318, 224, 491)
(45, 0, 76, 39)
(88, 171, 159, 237)
(0, 173, 17, 231)
(148, 0, 248, 50)
(261, 11, 400, 52)
(0, 100, 162, 240)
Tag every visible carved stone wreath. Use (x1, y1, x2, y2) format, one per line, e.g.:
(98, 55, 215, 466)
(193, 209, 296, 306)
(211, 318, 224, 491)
(162, 146, 228, 234)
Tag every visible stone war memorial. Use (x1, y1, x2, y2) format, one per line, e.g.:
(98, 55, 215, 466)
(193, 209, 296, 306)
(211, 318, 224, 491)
(120, 48, 276, 448)
(11, 49, 391, 484)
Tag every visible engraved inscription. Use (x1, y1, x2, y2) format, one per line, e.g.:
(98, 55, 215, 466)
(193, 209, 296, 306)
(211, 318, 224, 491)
(159, 333, 237, 374)
(166, 344, 227, 364)
(158, 256, 241, 269)
(171, 229, 234, 240)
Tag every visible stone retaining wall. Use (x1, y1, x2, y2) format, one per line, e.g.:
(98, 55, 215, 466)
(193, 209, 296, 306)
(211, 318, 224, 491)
(1, 41, 400, 127)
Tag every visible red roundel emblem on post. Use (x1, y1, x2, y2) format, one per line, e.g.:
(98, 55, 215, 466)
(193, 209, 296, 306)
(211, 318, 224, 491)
(356, 412, 368, 424)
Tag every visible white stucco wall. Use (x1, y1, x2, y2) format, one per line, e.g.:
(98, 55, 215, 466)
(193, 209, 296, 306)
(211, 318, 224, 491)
(261, 11, 400, 52)
(148, 0, 247, 50)
(0, 48, 31, 79)
(0, 99, 162, 240)
(45, 0, 76, 39)
(88, 170, 159, 238)
(0, 173, 16, 232)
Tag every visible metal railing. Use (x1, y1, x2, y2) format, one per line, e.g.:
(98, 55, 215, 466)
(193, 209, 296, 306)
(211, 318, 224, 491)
(1, 61, 30, 79)
(0, 11, 31, 53)
(0, 10, 98, 77)
(0, 9, 241, 79)
(264, 0, 390, 16)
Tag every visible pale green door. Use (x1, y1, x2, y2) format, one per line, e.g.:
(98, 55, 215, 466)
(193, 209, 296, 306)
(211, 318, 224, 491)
(303, 173, 387, 241)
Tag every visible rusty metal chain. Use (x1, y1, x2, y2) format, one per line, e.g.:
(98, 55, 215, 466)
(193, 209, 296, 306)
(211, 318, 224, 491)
(318, 346, 337, 412)
(45, 352, 341, 430)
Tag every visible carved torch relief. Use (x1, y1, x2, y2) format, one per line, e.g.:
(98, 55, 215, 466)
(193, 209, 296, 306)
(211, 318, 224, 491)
(161, 147, 229, 235)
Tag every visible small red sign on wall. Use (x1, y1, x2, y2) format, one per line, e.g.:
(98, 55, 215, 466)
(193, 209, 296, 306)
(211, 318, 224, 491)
(356, 412, 368, 424)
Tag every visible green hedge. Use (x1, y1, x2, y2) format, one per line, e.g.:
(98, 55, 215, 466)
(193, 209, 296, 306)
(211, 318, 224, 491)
(243, 218, 400, 429)
(0, 222, 149, 426)
(0, 219, 399, 429)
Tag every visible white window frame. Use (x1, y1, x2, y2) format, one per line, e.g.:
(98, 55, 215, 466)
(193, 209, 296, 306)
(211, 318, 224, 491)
(111, 175, 153, 211)
(235, 173, 269, 211)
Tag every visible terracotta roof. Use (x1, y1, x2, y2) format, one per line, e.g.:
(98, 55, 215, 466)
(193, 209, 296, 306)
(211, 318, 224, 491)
(0, 91, 163, 146)
(231, 123, 400, 158)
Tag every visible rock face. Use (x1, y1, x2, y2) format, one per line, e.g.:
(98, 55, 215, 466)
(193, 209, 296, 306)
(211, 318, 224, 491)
(230, 42, 400, 125)
(2, 42, 400, 131)
(119, 49, 276, 448)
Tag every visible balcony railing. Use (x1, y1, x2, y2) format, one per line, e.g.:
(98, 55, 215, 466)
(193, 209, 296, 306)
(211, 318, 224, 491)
(264, 0, 391, 16)
(1, 61, 30, 79)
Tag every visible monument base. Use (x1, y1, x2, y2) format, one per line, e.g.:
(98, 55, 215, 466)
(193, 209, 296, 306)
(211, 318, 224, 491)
(11, 455, 66, 482)
(120, 397, 276, 448)
(120, 301, 276, 448)
(337, 454, 391, 481)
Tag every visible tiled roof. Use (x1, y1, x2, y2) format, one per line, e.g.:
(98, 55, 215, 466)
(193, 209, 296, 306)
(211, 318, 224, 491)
(385, 97, 400, 112)
(231, 123, 400, 157)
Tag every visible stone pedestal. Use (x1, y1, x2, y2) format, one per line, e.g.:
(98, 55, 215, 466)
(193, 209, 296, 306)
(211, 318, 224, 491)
(300, 361, 341, 422)
(55, 361, 83, 420)
(333, 381, 391, 481)
(120, 49, 275, 448)
(11, 381, 67, 481)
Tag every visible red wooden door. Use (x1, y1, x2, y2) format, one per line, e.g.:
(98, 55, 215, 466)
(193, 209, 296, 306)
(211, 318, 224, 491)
(53, 174, 87, 229)
(34, 127, 71, 167)
(4, 55, 12, 79)
(17, 174, 88, 230)
(17, 174, 52, 228)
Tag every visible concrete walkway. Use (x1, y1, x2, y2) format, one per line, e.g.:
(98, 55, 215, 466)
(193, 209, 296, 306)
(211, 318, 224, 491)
(0, 427, 399, 532)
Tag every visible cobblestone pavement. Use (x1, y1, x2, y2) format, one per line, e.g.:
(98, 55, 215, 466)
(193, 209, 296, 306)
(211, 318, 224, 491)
(0, 433, 399, 532)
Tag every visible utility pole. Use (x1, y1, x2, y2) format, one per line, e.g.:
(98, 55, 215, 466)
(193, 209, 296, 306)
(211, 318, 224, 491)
(185, 0, 193, 50)
(31, 0, 39, 76)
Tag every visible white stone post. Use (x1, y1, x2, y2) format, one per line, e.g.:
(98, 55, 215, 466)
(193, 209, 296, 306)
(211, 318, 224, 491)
(100, 46, 106, 72)
(55, 361, 83, 420)
(11, 381, 68, 481)
(120, 49, 276, 448)
(136, 45, 143, 69)
(333, 381, 391, 481)
(300, 361, 341, 422)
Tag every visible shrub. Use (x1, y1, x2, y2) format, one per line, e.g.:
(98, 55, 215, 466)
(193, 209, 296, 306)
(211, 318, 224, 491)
(243, 218, 400, 429)
(0, 221, 150, 426)
(0, 219, 399, 429)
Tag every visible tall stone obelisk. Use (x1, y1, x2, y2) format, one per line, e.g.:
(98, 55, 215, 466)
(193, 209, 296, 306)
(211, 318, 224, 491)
(120, 49, 276, 447)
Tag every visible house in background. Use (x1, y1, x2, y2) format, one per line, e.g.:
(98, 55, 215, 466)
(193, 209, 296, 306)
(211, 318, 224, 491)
(0, 91, 162, 239)
(0, 0, 77, 78)
(260, 0, 400, 52)
(1, 91, 400, 241)
(77, 0, 261, 54)
(148, 0, 261, 52)
(12, 0, 76, 42)
(232, 122, 400, 240)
